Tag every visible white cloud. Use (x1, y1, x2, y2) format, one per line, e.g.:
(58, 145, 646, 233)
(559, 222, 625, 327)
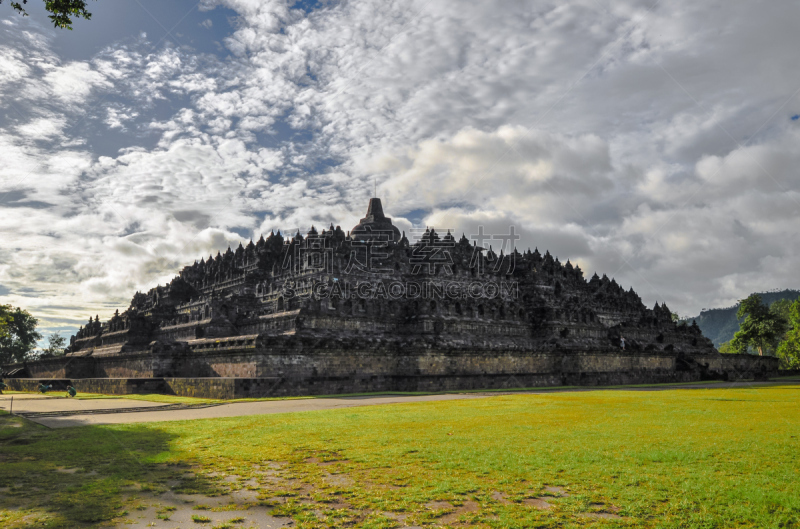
(375, 126, 613, 220)
(43, 61, 111, 104)
(0, 46, 31, 88)
(15, 115, 67, 140)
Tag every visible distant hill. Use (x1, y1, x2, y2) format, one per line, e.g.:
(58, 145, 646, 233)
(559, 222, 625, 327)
(686, 289, 800, 347)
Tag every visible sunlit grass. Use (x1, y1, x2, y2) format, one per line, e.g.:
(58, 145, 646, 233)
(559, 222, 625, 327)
(1, 385, 799, 528)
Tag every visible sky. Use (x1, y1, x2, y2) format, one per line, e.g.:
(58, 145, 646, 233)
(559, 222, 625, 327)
(1, 0, 799, 342)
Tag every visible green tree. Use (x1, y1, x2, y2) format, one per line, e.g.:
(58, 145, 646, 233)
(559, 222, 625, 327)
(730, 294, 788, 356)
(0, 306, 42, 364)
(1, 0, 95, 30)
(717, 340, 735, 354)
(41, 332, 66, 358)
(0, 305, 10, 341)
(771, 298, 793, 323)
(776, 299, 800, 368)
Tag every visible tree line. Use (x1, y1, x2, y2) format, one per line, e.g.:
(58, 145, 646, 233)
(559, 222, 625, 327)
(718, 294, 800, 368)
(0, 305, 65, 365)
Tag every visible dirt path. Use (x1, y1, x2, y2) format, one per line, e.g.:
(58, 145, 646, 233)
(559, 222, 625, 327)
(17, 393, 490, 428)
(7, 379, 798, 429)
(0, 394, 169, 414)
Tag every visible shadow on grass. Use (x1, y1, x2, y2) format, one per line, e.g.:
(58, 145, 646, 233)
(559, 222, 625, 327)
(0, 412, 220, 528)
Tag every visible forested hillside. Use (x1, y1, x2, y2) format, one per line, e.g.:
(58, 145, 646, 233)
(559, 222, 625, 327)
(688, 290, 800, 347)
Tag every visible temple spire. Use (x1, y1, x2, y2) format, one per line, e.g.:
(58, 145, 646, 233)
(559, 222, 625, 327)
(365, 197, 386, 220)
(351, 196, 400, 242)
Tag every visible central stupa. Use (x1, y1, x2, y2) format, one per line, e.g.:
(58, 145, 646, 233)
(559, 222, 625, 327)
(350, 198, 402, 241)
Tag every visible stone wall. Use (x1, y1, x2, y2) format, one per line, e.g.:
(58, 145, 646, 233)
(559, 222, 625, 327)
(91, 353, 157, 379)
(4, 340, 779, 398)
(163, 377, 283, 399)
(73, 378, 167, 395)
(4, 379, 72, 392)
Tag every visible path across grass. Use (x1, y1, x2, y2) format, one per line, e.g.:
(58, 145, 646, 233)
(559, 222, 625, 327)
(1, 383, 799, 528)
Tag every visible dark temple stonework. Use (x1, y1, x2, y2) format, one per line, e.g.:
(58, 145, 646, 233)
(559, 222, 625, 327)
(2, 198, 777, 397)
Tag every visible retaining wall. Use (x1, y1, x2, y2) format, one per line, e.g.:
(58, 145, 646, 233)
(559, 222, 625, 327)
(3, 340, 780, 399)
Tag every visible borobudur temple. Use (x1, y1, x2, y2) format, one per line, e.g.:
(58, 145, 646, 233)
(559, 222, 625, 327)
(2, 198, 777, 398)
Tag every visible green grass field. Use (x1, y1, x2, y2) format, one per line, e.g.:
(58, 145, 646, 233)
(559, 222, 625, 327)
(1, 385, 798, 528)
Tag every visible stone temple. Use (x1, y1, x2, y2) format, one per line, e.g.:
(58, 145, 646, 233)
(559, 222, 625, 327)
(3, 198, 776, 397)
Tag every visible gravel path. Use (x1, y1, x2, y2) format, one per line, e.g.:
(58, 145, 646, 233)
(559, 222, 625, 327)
(14, 393, 489, 429)
(4, 379, 797, 429)
(0, 394, 168, 414)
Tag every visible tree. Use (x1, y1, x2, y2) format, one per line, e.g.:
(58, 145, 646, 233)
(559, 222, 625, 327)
(776, 299, 800, 369)
(730, 294, 788, 356)
(0, 305, 10, 341)
(1, 0, 95, 30)
(671, 312, 689, 327)
(41, 333, 66, 358)
(770, 298, 793, 324)
(717, 340, 735, 354)
(0, 305, 42, 364)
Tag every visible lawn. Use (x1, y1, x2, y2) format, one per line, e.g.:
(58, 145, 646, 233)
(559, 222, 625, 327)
(1, 385, 798, 528)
